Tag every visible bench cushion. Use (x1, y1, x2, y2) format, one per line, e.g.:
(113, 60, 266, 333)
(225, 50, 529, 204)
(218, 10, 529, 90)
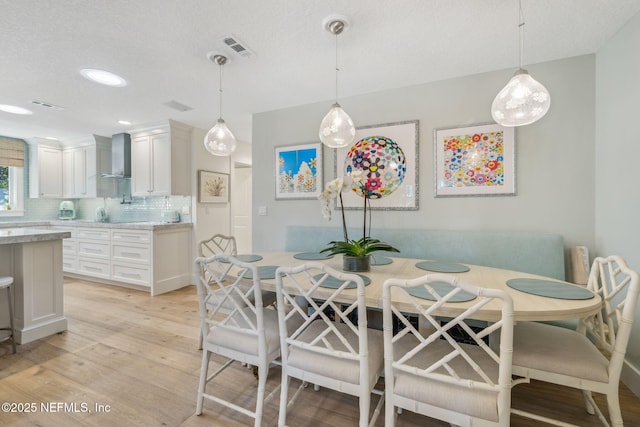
(285, 226, 565, 280)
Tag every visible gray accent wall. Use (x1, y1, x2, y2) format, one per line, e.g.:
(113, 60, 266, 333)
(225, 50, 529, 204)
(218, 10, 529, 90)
(596, 12, 640, 392)
(253, 16, 640, 392)
(253, 54, 596, 257)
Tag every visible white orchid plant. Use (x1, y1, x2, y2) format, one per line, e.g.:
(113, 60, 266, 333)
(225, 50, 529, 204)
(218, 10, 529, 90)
(318, 170, 400, 257)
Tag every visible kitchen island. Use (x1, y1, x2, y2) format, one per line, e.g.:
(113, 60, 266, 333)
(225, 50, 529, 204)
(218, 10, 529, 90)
(0, 228, 70, 344)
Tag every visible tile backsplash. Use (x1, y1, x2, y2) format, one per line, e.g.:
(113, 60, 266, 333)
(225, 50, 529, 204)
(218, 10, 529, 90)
(0, 195, 191, 223)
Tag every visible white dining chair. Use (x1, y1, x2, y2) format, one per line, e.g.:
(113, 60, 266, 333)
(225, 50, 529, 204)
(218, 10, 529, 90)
(196, 234, 275, 349)
(274, 262, 385, 427)
(511, 255, 640, 427)
(382, 273, 514, 426)
(194, 254, 282, 426)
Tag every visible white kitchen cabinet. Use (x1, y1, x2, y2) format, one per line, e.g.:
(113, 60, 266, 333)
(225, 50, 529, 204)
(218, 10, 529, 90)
(75, 227, 111, 279)
(57, 224, 192, 296)
(132, 132, 170, 196)
(63, 147, 87, 197)
(130, 120, 191, 197)
(62, 136, 114, 199)
(111, 229, 152, 287)
(29, 143, 63, 198)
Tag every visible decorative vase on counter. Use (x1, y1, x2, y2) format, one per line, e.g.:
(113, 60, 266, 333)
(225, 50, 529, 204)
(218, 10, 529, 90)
(342, 255, 370, 272)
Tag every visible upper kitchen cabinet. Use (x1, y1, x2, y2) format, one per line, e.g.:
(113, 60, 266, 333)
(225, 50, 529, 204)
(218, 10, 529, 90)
(29, 142, 63, 198)
(62, 135, 114, 199)
(130, 120, 191, 197)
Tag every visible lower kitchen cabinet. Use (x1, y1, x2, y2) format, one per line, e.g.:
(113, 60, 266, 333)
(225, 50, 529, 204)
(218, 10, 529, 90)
(56, 225, 192, 296)
(111, 229, 151, 287)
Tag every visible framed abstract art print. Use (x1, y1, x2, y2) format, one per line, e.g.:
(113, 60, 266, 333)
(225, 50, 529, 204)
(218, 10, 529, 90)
(275, 142, 323, 200)
(434, 123, 515, 197)
(335, 120, 419, 210)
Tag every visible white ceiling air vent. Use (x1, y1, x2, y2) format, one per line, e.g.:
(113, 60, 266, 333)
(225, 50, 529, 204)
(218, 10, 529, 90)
(30, 99, 65, 111)
(163, 100, 193, 112)
(222, 34, 254, 58)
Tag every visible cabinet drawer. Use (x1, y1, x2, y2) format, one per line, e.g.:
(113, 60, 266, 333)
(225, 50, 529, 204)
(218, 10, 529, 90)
(62, 256, 78, 272)
(78, 258, 110, 278)
(76, 228, 110, 241)
(112, 229, 151, 244)
(62, 239, 77, 254)
(112, 243, 150, 264)
(112, 263, 151, 286)
(78, 240, 110, 259)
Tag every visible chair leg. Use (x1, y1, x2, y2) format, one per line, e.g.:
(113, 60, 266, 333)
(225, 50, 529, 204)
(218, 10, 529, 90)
(582, 390, 595, 415)
(253, 363, 268, 427)
(196, 349, 212, 415)
(278, 372, 290, 427)
(359, 394, 370, 427)
(385, 391, 395, 426)
(6, 284, 16, 354)
(607, 390, 623, 427)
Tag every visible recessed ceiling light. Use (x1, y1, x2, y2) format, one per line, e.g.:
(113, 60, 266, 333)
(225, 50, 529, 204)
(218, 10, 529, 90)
(80, 68, 127, 87)
(44, 136, 59, 141)
(118, 120, 132, 125)
(0, 104, 33, 115)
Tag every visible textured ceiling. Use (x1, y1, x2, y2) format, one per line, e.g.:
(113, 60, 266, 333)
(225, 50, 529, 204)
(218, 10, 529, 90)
(1, 0, 639, 143)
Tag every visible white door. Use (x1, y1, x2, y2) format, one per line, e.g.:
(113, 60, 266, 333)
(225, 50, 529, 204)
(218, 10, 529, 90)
(232, 166, 252, 253)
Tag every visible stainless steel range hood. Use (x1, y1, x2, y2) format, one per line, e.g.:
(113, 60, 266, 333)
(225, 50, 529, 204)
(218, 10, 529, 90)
(102, 133, 131, 178)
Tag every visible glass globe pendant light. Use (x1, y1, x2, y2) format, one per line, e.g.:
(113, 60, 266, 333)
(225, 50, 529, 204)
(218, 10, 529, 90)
(319, 16, 356, 149)
(491, 0, 550, 127)
(204, 54, 237, 156)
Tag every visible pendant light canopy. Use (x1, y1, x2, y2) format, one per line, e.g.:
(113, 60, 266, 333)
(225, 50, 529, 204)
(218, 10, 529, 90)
(204, 54, 237, 156)
(319, 15, 356, 149)
(491, 0, 550, 127)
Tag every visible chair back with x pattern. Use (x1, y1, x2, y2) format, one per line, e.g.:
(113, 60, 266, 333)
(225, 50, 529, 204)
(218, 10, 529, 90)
(198, 234, 238, 258)
(196, 254, 269, 359)
(580, 256, 640, 362)
(510, 256, 639, 427)
(194, 254, 281, 426)
(275, 262, 385, 427)
(383, 273, 514, 426)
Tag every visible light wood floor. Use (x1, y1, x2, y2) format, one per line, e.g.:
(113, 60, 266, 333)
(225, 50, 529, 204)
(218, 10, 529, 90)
(1, 277, 639, 426)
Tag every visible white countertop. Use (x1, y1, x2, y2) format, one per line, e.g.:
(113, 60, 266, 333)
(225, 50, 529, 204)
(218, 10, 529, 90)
(0, 228, 71, 245)
(0, 220, 193, 231)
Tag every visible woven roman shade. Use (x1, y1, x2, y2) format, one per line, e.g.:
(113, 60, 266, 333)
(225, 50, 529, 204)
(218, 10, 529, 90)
(0, 137, 25, 167)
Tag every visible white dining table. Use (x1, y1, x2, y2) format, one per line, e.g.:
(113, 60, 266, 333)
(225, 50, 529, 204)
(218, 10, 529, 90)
(247, 252, 602, 323)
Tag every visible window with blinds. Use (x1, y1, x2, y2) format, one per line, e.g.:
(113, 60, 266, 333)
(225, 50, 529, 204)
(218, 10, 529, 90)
(0, 137, 25, 167)
(0, 137, 25, 213)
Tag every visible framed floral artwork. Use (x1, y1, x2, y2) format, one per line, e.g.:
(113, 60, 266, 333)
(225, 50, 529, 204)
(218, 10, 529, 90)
(434, 123, 515, 197)
(335, 120, 419, 210)
(275, 142, 323, 200)
(198, 170, 229, 203)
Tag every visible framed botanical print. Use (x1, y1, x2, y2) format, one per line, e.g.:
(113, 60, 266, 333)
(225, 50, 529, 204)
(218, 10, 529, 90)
(198, 170, 229, 203)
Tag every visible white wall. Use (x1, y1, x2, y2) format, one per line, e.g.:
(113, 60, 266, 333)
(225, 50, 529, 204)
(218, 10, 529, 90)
(190, 127, 252, 254)
(595, 11, 640, 393)
(252, 55, 596, 259)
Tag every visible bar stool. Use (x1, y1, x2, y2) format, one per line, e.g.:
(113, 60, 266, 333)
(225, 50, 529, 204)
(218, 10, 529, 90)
(0, 276, 16, 354)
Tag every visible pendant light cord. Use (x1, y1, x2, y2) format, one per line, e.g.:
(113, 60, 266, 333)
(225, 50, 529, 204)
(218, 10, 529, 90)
(518, 0, 525, 69)
(334, 32, 339, 103)
(218, 64, 224, 120)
